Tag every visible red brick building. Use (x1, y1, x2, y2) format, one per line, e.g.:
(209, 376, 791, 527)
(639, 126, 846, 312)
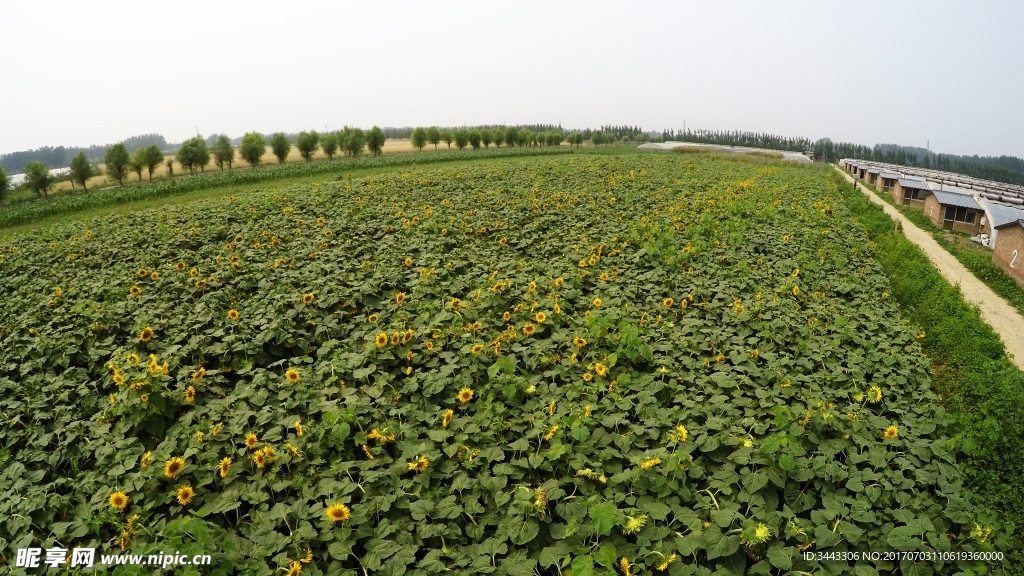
(924, 190, 983, 234)
(992, 220, 1024, 287)
(893, 178, 930, 207)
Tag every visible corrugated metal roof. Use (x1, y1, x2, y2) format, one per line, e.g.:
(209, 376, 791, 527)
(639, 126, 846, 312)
(931, 190, 981, 209)
(987, 203, 1024, 227)
(878, 171, 901, 179)
(897, 178, 929, 189)
(995, 218, 1024, 230)
(866, 167, 881, 174)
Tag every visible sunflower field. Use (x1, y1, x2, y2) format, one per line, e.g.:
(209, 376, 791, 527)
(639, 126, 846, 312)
(0, 155, 1003, 575)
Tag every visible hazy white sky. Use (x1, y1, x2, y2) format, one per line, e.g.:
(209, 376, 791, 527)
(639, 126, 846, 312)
(2, 1, 1022, 157)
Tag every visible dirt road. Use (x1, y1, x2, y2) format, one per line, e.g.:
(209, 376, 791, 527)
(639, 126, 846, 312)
(833, 165, 1024, 371)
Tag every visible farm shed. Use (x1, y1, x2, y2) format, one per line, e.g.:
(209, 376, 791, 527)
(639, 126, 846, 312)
(924, 190, 983, 234)
(893, 178, 931, 207)
(865, 166, 881, 185)
(877, 171, 901, 193)
(992, 219, 1024, 287)
(983, 202, 1024, 251)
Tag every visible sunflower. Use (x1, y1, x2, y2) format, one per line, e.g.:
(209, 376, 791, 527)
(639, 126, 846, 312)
(164, 457, 185, 478)
(286, 560, 302, 576)
(740, 523, 772, 546)
(535, 312, 547, 323)
(113, 372, 125, 385)
(176, 262, 186, 271)
(639, 457, 662, 470)
(368, 313, 379, 323)
(129, 285, 142, 296)
(883, 425, 899, 439)
(868, 385, 882, 403)
(109, 491, 130, 511)
(792, 285, 800, 296)
(458, 388, 474, 404)
(470, 344, 484, 354)
(227, 309, 239, 320)
(554, 277, 564, 287)
(189, 267, 198, 277)
(522, 323, 536, 336)
(502, 311, 511, 322)
(442, 409, 454, 428)
(404, 257, 413, 266)
(326, 503, 351, 522)
(599, 272, 610, 281)
(192, 367, 206, 382)
(195, 430, 204, 443)
(583, 372, 593, 382)
(662, 297, 674, 308)
(395, 292, 406, 305)
(374, 332, 389, 347)
(317, 217, 325, 225)
(150, 271, 159, 281)
(656, 553, 678, 571)
(211, 422, 222, 436)
(619, 557, 632, 576)
(402, 329, 414, 344)
(572, 336, 587, 348)
(406, 456, 429, 472)
(253, 450, 267, 468)
(195, 279, 207, 289)
(553, 303, 562, 314)
(424, 340, 434, 351)
(176, 485, 194, 505)
(139, 327, 154, 343)
(140, 393, 149, 402)
(217, 457, 231, 478)
(592, 297, 603, 307)
(127, 352, 140, 366)
(245, 433, 259, 449)
(595, 363, 608, 377)
(140, 451, 152, 468)
(184, 386, 196, 403)
(390, 332, 401, 346)
(137, 268, 147, 278)
(294, 420, 304, 437)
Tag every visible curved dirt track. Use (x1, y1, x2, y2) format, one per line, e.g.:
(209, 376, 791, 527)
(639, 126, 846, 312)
(833, 165, 1024, 370)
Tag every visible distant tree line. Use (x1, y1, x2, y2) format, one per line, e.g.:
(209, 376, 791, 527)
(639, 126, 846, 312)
(0, 134, 167, 174)
(663, 128, 812, 153)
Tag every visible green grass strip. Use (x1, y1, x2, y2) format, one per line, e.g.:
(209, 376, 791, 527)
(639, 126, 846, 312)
(833, 170, 1024, 569)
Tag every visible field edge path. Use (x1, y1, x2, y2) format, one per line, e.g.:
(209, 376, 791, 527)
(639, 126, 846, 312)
(832, 164, 1024, 371)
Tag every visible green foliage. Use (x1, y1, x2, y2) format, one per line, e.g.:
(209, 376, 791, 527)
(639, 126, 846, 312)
(104, 143, 131, 187)
(341, 127, 366, 158)
(0, 155, 1000, 574)
(130, 147, 146, 181)
(0, 166, 9, 206)
(440, 129, 453, 149)
(296, 131, 321, 163)
(24, 161, 54, 199)
(491, 128, 505, 149)
(177, 137, 210, 176)
(454, 129, 469, 151)
(270, 133, 291, 164)
(143, 145, 164, 181)
(468, 129, 482, 150)
(212, 136, 235, 171)
(426, 127, 441, 150)
(70, 152, 94, 192)
(480, 129, 493, 149)
(592, 131, 606, 146)
(239, 132, 266, 168)
(567, 132, 583, 148)
(320, 133, 339, 160)
(366, 126, 386, 157)
(411, 127, 428, 152)
(505, 126, 519, 148)
(0, 148, 572, 229)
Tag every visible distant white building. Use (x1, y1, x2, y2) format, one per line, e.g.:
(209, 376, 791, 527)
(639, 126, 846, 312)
(7, 167, 70, 187)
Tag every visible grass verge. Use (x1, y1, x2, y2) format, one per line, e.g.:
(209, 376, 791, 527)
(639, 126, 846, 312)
(834, 170, 1024, 569)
